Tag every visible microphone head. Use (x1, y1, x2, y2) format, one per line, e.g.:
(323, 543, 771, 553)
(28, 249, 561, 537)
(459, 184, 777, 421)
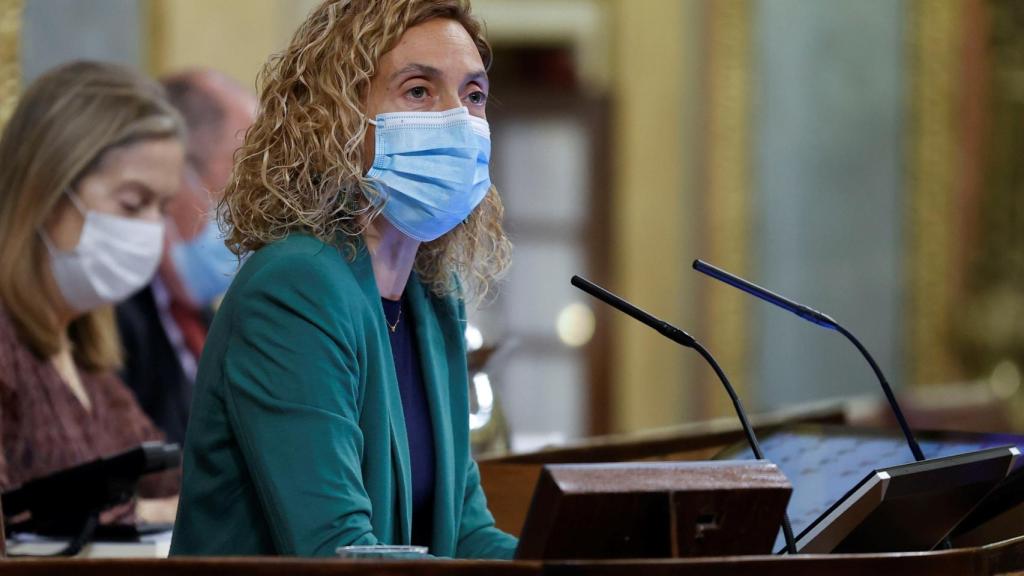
(692, 259, 721, 275)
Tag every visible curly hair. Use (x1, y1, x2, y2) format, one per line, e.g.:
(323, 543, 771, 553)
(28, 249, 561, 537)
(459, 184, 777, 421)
(221, 0, 511, 299)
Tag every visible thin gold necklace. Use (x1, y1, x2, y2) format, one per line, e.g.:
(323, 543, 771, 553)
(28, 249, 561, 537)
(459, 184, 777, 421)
(384, 303, 402, 333)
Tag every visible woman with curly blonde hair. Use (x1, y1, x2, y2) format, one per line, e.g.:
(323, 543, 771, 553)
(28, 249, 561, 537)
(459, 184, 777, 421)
(171, 0, 516, 559)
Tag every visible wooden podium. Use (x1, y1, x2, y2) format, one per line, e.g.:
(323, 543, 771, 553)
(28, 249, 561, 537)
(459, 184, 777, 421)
(478, 401, 846, 540)
(2, 402, 1023, 575)
(513, 461, 792, 559)
(475, 401, 1024, 575)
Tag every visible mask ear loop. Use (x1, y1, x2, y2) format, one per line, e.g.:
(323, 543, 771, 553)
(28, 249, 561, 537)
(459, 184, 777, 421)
(37, 227, 60, 256)
(63, 188, 88, 216)
(164, 213, 185, 246)
(37, 188, 87, 256)
(181, 161, 218, 238)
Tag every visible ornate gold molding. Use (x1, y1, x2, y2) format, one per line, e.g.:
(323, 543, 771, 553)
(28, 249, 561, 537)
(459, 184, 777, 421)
(959, 0, 1024, 429)
(702, 0, 752, 417)
(611, 0, 690, 432)
(0, 0, 22, 128)
(906, 0, 965, 386)
(144, 0, 167, 75)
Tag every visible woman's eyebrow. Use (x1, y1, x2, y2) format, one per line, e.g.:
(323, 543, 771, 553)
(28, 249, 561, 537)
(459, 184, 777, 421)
(120, 179, 162, 201)
(464, 70, 489, 87)
(390, 63, 443, 82)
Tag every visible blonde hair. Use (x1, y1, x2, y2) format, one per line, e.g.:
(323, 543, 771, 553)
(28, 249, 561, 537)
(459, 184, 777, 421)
(222, 0, 511, 299)
(0, 61, 184, 371)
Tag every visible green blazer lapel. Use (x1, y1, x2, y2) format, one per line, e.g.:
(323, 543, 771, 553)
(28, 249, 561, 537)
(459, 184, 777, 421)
(406, 278, 457, 552)
(350, 244, 412, 544)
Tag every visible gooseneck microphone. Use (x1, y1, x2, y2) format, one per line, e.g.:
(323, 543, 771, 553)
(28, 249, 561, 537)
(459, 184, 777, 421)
(571, 275, 799, 555)
(692, 259, 926, 463)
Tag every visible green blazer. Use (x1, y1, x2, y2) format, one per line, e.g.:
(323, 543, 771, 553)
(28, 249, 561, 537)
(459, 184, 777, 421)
(169, 233, 517, 559)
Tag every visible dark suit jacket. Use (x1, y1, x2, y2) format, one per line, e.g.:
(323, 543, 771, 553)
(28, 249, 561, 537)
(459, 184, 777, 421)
(115, 285, 194, 446)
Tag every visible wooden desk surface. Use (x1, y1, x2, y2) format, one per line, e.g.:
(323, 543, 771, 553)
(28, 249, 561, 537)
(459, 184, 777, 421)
(0, 558, 536, 576)
(545, 534, 1024, 575)
(0, 535, 1021, 576)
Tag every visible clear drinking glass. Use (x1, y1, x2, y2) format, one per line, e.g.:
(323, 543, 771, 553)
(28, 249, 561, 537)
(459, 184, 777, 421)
(335, 544, 430, 559)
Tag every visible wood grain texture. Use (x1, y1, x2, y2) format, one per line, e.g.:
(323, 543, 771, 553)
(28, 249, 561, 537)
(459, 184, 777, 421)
(0, 537, 1021, 576)
(515, 462, 789, 560)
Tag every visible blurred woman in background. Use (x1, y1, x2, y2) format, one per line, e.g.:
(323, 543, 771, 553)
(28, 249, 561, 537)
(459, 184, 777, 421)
(0, 61, 184, 520)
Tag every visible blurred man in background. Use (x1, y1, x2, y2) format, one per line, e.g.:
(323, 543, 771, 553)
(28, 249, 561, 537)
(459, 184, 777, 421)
(117, 69, 256, 444)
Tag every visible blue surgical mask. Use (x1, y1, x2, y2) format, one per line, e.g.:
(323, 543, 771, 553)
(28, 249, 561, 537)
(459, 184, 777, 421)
(366, 106, 491, 242)
(170, 216, 239, 307)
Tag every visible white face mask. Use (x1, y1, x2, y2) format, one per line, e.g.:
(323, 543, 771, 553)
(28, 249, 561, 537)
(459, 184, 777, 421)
(43, 191, 165, 313)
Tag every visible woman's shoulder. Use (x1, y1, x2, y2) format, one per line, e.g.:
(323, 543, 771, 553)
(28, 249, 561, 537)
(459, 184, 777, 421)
(0, 302, 29, 375)
(0, 301, 20, 338)
(258, 232, 345, 258)
(223, 232, 372, 327)
(235, 233, 364, 294)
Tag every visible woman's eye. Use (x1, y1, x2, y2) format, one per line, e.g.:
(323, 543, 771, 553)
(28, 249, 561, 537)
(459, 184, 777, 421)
(120, 202, 144, 216)
(467, 91, 487, 105)
(407, 86, 428, 100)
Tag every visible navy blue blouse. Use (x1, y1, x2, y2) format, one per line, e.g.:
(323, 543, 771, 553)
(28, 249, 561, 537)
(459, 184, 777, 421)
(381, 296, 435, 548)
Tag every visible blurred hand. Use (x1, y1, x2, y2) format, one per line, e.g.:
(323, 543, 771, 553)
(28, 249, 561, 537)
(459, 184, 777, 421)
(135, 496, 179, 525)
